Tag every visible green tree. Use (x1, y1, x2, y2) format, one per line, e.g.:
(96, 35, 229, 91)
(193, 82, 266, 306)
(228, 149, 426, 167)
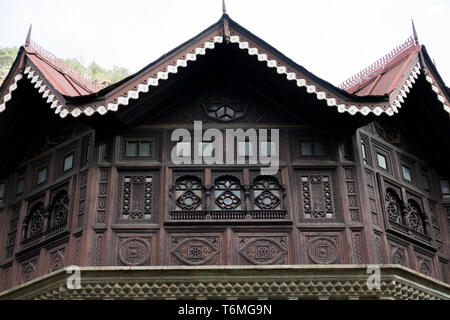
(0, 47, 130, 88)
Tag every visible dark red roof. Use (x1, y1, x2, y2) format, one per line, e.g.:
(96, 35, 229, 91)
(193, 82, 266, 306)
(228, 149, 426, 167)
(340, 36, 421, 96)
(24, 40, 100, 96)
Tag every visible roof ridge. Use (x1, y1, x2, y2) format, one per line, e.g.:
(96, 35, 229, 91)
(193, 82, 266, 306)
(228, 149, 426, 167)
(339, 36, 419, 92)
(25, 40, 101, 94)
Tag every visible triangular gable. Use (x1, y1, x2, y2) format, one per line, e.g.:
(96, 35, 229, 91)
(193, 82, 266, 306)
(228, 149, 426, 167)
(1, 14, 449, 119)
(339, 37, 450, 116)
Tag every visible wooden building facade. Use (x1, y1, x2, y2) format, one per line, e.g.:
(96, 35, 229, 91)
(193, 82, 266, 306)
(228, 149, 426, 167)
(0, 15, 449, 299)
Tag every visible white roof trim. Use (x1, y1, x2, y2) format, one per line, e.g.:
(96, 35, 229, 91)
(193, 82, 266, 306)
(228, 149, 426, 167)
(0, 73, 23, 112)
(2, 34, 449, 119)
(228, 35, 389, 116)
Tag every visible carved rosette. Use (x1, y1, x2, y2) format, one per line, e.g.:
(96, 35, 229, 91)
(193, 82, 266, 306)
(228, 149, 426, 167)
(170, 237, 220, 266)
(238, 237, 288, 265)
(307, 237, 339, 264)
(118, 238, 151, 266)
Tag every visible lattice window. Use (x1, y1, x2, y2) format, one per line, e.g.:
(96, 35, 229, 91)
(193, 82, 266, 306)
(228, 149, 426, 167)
(406, 200, 425, 234)
(385, 189, 402, 224)
(301, 175, 334, 219)
(214, 176, 242, 210)
(24, 202, 47, 239)
(49, 190, 69, 229)
(121, 175, 153, 220)
(253, 176, 281, 210)
(175, 176, 203, 211)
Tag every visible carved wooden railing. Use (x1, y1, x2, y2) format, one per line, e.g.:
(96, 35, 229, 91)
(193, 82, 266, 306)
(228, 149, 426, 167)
(21, 223, 68, 248)
(388, 219, 433, 246)
(169, 210, 288, 221)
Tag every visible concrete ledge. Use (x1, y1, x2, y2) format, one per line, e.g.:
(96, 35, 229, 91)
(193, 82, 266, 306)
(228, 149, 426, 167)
(1, 264, 449, 300)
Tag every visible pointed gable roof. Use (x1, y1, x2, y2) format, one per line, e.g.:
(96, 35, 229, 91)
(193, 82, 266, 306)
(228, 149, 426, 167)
(1, 14, 449, 119)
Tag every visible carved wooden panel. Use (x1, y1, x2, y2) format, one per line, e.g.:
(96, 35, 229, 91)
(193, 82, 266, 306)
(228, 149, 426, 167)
(96, 168, 109, 224)
(236, 235, 289, 265)
(344, 168, 361, 222)
(48, 247, 65, 273)
(351, 231, 365, 264)
(77, 171, 88, 229)
(295, 170, 339, 222)
(1, 265, 11, 291)
(5, 207, 20, 258)
(388, 241, 408, 268)
(305, 235, 341, 264)
(116, 171, 159, 223)
(116, 235, 152, 266)
(416, 254, 434, 278)
(94, 233, 104, 266)
(168, 234, 222, 266)
(21, 257, 38, 284)
(374, 232, 386, 264)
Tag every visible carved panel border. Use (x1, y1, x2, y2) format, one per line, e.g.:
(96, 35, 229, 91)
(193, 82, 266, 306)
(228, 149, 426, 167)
(168, 233, 223, 266)
(234, 232, 290, 265)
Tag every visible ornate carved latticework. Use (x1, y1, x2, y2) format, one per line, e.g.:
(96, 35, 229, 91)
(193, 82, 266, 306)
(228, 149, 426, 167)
(28, 202, 46, 237)
(344, 168, 360, 222)
(385, 189, 402, 224)
(405, 200, 425, 234)
(170, 236, 220, 266)
(375, 233, 385, 264)
(253, 176, 281, 210)
(118, 237, 151, 266)
(214, 176, 242, 210)
(307, 236, 339, 264)
(300, 175, 334, 220)
(120, 174, 153, 221)
(49, 191, 69, 229)
(352, 232, 364, 264)
(429, 202, 444, 254)
(77, 171, 88, 228)
(365, 170, 379, 226)
(96, 169, 109, 224)
(174, 176, 203, 211)
(20, 184, 71, 246)
(238, 237, 288, 265)
(5, 207, 19, 258)
(94, 234, 104, 266)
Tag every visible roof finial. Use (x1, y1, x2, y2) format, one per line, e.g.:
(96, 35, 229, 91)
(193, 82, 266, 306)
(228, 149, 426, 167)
(411, 19, 419, 45)
(25, 24, 32, 47)
(222, 0, 227, 15)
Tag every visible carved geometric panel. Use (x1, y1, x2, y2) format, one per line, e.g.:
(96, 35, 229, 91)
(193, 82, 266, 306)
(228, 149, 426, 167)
(169, 235, 221, 266)
(388, 242, 408, 267)
(237, 236, 288, 265)
(49, 247, 65, 272)
(21, 257, 38, 284)
(417, 256, 433, 278)
(117, 237, 152, 266)
(296, 171, 339, 222)
(201, 84, 249, 122)
(306, 236, 340, 264)
(116, 172, 158, 223)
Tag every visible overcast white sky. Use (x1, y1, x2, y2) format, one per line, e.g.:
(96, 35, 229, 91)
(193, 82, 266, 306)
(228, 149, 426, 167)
(0, 0, 449, 87)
